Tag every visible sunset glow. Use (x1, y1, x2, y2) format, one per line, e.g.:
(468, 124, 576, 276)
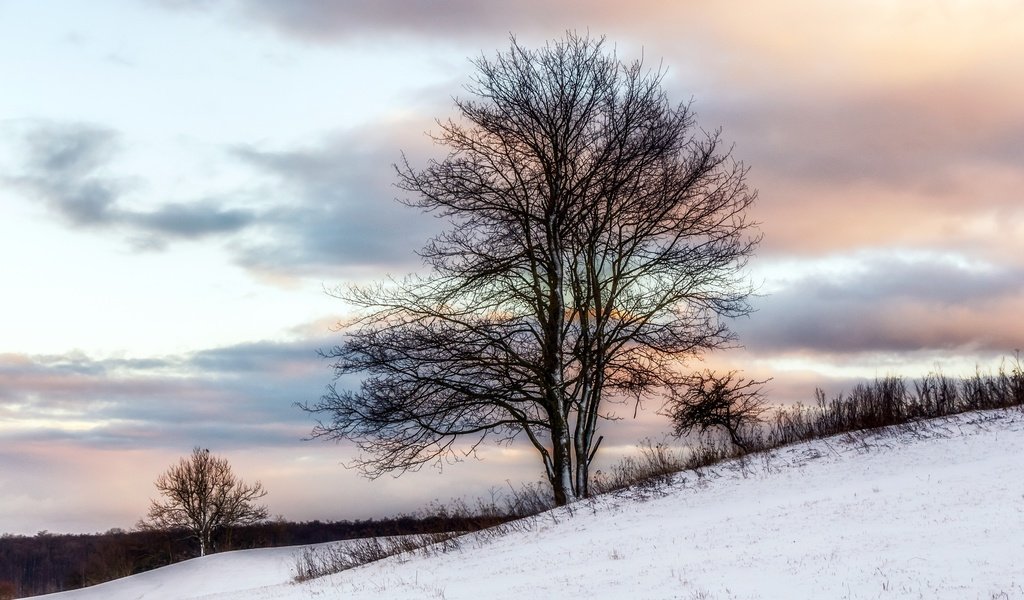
(1, 0, 1021, 535)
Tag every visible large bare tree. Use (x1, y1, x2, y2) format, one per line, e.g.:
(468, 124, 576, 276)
(305, 33, 759, 505)
(141, 448, 268, 557)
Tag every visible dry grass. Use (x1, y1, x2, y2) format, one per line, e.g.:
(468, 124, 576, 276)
(294, 355, 1024, 581)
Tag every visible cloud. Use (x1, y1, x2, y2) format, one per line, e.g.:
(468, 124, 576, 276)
(127, 202, 256, 240)
(2, 116, 449, 279)
(15, 122, 122, 225)
(5, 121, 257, 244)
(161, 0, 1024, 81)
(0, 337, 574, 534)
(0, 336, 334, 451)
(736, 253, 1024, 355)
(230, 0, 617, 43)
(689, 76, 1024, 261)
(706, 81, 1024, 193)
(134, 201, 252, 240)
(229, 120, 443, 277)
(171, 2, 1024, 265)
(28, 5, 1024, 272)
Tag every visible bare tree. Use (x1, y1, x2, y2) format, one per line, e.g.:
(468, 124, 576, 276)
(304, 33, 759, 505)
(663, 370, 770, 452)
(141, 448, 268, 557)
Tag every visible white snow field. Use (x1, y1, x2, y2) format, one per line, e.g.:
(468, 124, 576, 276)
(40, 409, 1024, 600)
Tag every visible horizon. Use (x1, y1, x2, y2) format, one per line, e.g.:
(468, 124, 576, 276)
(2, 1, 1023, 535)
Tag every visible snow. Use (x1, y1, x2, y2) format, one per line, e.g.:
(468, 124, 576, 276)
(36, 543, 328, 600)
(38, 409, 1024, 599)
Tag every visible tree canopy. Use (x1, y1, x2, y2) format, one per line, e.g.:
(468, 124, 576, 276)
(141, 448, 267, 557)
(305, 33, 759, 505)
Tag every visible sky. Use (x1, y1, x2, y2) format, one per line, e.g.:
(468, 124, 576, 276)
(1, 0, 1022, 535)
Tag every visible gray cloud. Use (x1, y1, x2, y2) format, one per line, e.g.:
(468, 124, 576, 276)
(3, 118, 445, 278)
(190, 340, 320, 373)
(230, 123, 442, 276)
(16, 122, 122, 225)
(0, 337, 333, 451)
(230, 0, 609, 43)
(24, 123, 115, 177)
(127, 202, 256, 240)
(6, 121, 257, 244)
(736, 255, 1024, 355)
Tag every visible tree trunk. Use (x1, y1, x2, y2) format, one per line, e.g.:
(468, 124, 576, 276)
(549, 420, 577, 506)
(198, 524, 210, 557)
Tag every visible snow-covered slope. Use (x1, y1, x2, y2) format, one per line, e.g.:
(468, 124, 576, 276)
(39, 409, 1024, 600)
(36, 543, 331, 600)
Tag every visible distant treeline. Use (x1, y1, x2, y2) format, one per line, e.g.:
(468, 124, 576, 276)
(0, 514, 506, 599)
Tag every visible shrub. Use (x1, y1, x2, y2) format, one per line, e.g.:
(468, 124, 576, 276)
(662, 370, 770, 452)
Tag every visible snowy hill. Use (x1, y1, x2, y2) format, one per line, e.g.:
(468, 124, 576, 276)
(38, 409, 1024, 600)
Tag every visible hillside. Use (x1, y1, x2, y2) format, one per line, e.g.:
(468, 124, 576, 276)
(37, 409, 1024, 600)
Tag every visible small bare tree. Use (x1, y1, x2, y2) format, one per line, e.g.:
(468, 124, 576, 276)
(141, 448, 268, 557)
(663, 370, 770, 452)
